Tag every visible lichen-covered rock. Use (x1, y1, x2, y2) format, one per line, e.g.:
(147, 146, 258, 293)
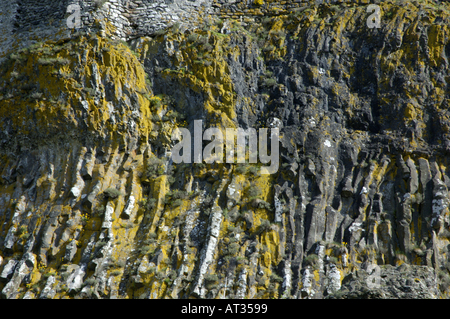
(1, 0, 450, 299)
(327, 264, 439, 299)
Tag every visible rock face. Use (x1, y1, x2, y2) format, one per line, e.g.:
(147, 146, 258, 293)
(1, 0, 450, 299)
(0, 0, 320, 57)
(326, 264, 439, 299)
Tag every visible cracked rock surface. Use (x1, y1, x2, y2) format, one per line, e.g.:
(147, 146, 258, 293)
(1, 0, 450, 299)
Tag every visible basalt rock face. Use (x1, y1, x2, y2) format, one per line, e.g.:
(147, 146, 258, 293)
(1, 0, 450, 299)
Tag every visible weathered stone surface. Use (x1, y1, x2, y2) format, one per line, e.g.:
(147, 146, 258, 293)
(0, 259, 17, 282)
(1, 0, 450, 300)
(1, 253, 36, 299)
(327, 265, 439, 299)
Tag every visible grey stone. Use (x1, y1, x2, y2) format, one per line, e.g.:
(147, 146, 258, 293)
(0, 259, 17, 281)
(327, 265, 438, 299)
(1, 253, 36, 299)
